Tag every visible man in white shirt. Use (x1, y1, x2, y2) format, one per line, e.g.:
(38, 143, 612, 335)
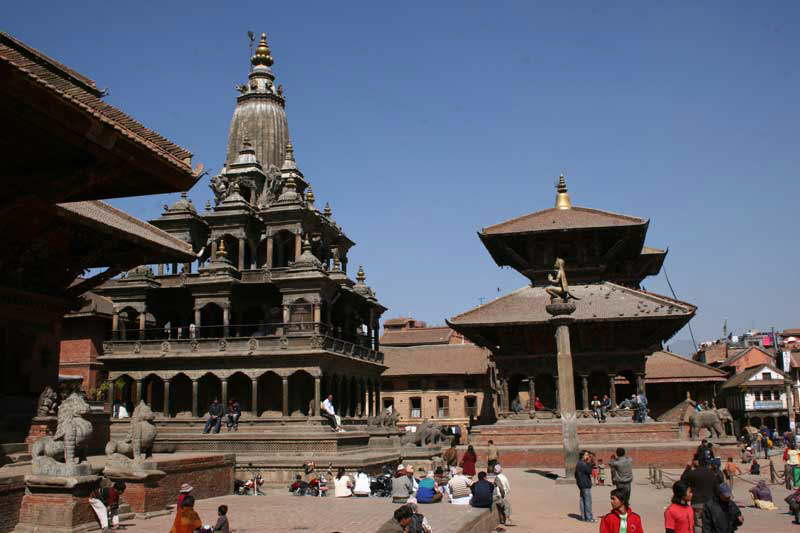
(493, 464, 513, 525)
(321, 394, 344, 432)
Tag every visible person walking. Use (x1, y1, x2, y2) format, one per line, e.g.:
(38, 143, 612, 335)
(599, 488, 644, 533)
(203, 399, 223, 434)
(702, 484, 742, 533)
(575, 451, 595, 522)
(493, 464, 513, 526)
(665, 481, 694, 533)
(460, 445, 478, 477)
(170, 494, 202, 533)
(487, 440, 499, 472)
(443, 442, 458, 474)
(609, 447, 633, 501)
(721, 458, 741, 495)
(681, 459, 719, 533)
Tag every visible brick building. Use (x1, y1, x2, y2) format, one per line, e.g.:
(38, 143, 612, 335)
(379, 318, 497, 429)
(719, 363, 794, 432)
(57, 291, 113, 393)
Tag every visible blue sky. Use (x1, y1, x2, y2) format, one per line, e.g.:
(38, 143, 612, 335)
(6, 2, 799, 351)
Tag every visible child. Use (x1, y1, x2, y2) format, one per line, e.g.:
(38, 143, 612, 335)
(592, 461, 600, 486)
(213, 504, 230, 533)
(597, 458, 606, 486)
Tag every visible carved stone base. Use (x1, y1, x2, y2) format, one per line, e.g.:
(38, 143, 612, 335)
(16, 474, 102, 533)
(31, 457, 93, 478)
(103, 461, 167, 518)
(24, 417, 57, 451)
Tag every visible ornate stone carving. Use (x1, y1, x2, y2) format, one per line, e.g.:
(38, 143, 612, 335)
(401, 419, 448, 447)
(279, 335, 289, 349)
(367, 411, 399, 428)
(102, 341, 114, 354)
(160, 341, 170, 353)
(133, 341, 142, 354)
(105, 401, 157, 467)
(247, 338, 258, 353)
(31, 392, 93, 476)
(219, 339, 228, 351)
(36, 386, 59, 417)
(309, 335, 324, 349)
(190, 339, 199, 352)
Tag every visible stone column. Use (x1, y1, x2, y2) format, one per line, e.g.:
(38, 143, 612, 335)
(554, 375, 560, 413)
(282, 377, 289, 417)
(580, 374, 590, 412)
(376, 382, 382, 415)
(157, 263, 165, 276)
(138, 311, 146, 340)
(635, 373, 646, 396)
(548, 302, 579, 480)
(356, 381, 363, 417)
(163, 379, 171, 418)
(608, 374, 617, 408)
(221, 378, 228, 407)
(251, 377, 259, 417)
(314, 376, 321, 416)
(112, 311, 120, 340)
(191, 379, 199, 417)
(528, 376, 536, 411)
(294, 232, 302, 261)
(265, 235, 273, 268)
(223, 306, 230, 338)
(211, 240, 218, 260)
(501, 378, 510, 414)
(135, 379, 143, 405)
(367, 382, 373, 417)
(238, 238, 245, 270)
(313, 304, 321, 333)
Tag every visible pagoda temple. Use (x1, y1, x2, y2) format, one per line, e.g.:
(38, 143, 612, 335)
(96, 33, 388, 444)
(448, 176, 697, 415)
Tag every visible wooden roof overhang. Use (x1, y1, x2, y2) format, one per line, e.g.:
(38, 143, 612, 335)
(0, 32, 198, 207)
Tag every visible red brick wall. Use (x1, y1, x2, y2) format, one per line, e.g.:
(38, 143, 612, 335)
(0, 476, 24, 533)
(121, 454, 235, 514)
(730, 349, 774, 374)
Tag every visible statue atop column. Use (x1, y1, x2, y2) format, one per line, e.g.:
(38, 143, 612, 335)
(30, 391, 93, 477)
(545, 258, 579, 304)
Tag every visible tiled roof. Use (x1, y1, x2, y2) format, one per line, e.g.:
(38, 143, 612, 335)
(381, 327, 454, 346)
(382, 344, 489, 376)
(719, 346, 774, 367)
(695, 343, 731, 364)
(781, 328, 800, 337)
(0, 32, 192, 169)
(384, 317, 413, 327)
(481, 206, 647, 236)
(57, 201, 194, 260)
(721, 364, 791, 390)
(449, 282, 695, 326)
(66, 291, 114, 318)
(643, 351, 728, 383)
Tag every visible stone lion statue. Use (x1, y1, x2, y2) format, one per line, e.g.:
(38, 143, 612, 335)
(36, 385, 59, 417)
(31, 392, 93, 475)
(688, 408, 733, 439)
(368, 411, 400, 428)
(105, 400, 157, 462)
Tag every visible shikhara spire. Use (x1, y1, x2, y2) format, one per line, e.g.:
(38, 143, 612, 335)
(251, 33, 274, 67)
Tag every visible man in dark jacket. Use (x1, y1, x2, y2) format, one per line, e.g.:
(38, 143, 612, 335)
(575, 451, 595, 522)
(203, 399, 223, 434)
(681, 459, 720, 533)
(470, 471, 494, 508)
(702, 484, 742, 533)
(610, 448, 633, 501)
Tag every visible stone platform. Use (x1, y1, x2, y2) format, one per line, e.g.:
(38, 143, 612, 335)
(470, 419, 681, 445)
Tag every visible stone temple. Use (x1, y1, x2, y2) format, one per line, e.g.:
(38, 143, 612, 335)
(95, 33, 403, 479)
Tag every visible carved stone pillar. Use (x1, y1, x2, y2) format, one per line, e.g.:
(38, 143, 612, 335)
(314, 376, 321, 417)
(635, 372, 645, 396)
(501, 378, 510, 413)
(191, 379, 199, 417)
(112, 312, 120, 340)
(313, 304, 321, 333)
(608, 374, 617, 408)
(355, 381, 363, 417)
(138, 311, 146, 340)
(238, 238, 245, 271)
(135, 379, 143, 405)
(580, 374, 590, 412)
(194, 308, 201, 328)
(265, 235, 273, 268)
(211, 240, 218, 260)
(294, 231, 302, 261)
(251, 377, 259, 417)
(376, 381, 382, 415)
(554, 375, 560, 413)
(163, 379, 171, 418)
(223, 306, 230, 338)
(528, 376, 536, 411)
(282, 377, 289, 417)
(221, 378, 228, 408)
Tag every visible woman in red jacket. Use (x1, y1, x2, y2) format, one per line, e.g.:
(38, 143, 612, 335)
(599, 488, 644, 533)
(459, 445, 478, 477)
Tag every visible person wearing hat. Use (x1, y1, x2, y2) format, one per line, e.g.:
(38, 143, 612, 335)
(176, 483, 193, 510)
(702, 483, 742, 533)
(493, 464, 512, 525)
(391, 465, 414, 503)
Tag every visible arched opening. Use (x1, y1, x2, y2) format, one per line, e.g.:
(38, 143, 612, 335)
(288, 370, 314, 416)
(536, 373, 556, 411)
(142, 374, 164, 414)
(197, 373, 222, 416)
(616, 371, 636, 404)
(170, 374, 192, 417)
(257, 372, 282, 417)
(228, 372, 252, 414)
(272, 230, 296, 268)
(507, 374, 526, 411)
(111, 375, 135, 417)
(200, 303, 224, 338)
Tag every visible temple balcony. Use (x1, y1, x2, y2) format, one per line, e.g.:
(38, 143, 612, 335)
(101, 322, 383, 364)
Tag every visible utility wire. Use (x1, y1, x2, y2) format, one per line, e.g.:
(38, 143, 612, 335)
(663, 266, 698, 353)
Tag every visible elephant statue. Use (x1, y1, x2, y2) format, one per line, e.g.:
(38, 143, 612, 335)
(688, 408, 733, 439)
(367, 411, 400, 428)
(31, 392, 93, 475)
(105, 400, 157, 462)
(401, 420, 448, 447)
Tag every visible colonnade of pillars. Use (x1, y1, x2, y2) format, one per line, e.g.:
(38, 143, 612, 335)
(118, 374, 382, 420)
(499, 372, 645, 413)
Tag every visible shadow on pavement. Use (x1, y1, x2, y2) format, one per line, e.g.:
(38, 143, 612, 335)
(524, 469, 559, 480)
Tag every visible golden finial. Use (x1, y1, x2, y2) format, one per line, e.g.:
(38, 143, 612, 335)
(356, 265, 366, 283)
(284, 142, 295, 161)
(323, 202, 332, 217)
(284, 176, 296, 191)
(555, 174, 572, 210)
(305, 185, 315, 206)
(251, 32, 274, 67)
(217, 240, 228, 259)
(302, 235, 312, 253)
